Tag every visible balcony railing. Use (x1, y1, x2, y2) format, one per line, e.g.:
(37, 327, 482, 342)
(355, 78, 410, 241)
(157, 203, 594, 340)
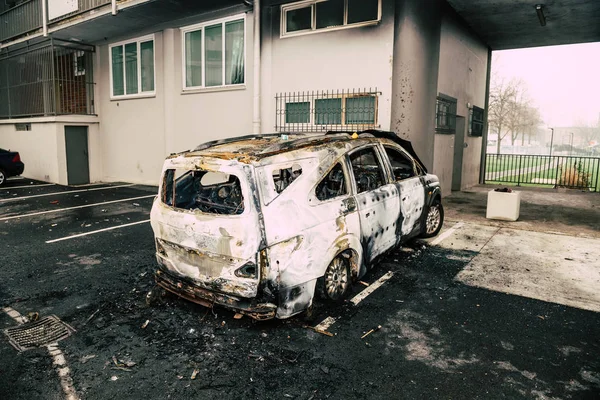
(0, 0, 115, 43)
(0, 39, 95, 118)
(0, 0, 43, 43)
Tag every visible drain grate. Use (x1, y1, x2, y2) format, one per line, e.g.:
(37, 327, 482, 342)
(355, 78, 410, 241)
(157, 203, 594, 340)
(4, 315, 75, 352)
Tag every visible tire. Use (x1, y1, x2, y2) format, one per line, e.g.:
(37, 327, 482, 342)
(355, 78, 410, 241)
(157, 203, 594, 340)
(420, 198, 444, 238)
(0, 169, 6, 187)
(316, 255, 351, 302)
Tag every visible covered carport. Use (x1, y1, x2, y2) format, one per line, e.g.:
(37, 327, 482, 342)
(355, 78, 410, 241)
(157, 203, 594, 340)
(444, 0, 600, 185)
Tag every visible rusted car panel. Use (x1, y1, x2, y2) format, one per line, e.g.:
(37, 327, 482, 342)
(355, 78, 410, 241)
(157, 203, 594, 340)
(149, 131, 443, 320)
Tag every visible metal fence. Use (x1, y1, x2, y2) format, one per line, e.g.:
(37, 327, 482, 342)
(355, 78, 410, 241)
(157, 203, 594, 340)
(485, 153, 600, 192)
(0, 0, 42, 43)
(275, 88, 380, 132)
(0, 39, 95, 118)
(0, 0, 113, 42)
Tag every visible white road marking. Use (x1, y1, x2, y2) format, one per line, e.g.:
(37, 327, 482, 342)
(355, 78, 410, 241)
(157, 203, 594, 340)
(2, 306, 29, 324)
(430, 221, 464, 246)
(2, 307, 80, 400)
(47, 343, 79, 400)
(0, 183, 135, 202)
(0, 194, 155, 222)
(350, 271, 394, 305)
(46, 219, 151, 243)
(314, 316, 337, 332)
(0, 183, 55, 190)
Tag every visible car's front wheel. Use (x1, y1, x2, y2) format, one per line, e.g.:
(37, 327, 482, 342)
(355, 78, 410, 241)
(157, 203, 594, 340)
(420, 198, 444, 238)
(0, 169, 6, 187)
(317, 255, 351, 302)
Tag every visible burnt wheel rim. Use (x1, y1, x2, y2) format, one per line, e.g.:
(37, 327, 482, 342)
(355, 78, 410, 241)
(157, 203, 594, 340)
(324, 257, 348, 300)
(426, 204, 441, 234)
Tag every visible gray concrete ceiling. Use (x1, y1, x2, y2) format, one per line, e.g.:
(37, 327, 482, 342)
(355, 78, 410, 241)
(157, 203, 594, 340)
(446, 0, 600, 50)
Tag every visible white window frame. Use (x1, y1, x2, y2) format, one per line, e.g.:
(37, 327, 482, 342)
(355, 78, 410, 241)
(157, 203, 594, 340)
(283, 93, 379, 129)
(109, 34, 156, 100)
(180, 13, 247, 92)
(281, 0, 382, 38)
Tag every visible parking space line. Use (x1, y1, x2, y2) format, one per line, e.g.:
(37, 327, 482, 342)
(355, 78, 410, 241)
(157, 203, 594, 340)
(0, 183, 135, 202)
(0, 183, 55, 190)
(430, 221, 464, 246)
(349, 271, 394, 305)
(46, 219, 151, 243)
(2, 307, 79, 400)
(0, 194, 155, 222)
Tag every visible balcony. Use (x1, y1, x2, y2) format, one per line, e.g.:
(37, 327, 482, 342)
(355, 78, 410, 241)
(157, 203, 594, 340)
(0, 0, 117, 44)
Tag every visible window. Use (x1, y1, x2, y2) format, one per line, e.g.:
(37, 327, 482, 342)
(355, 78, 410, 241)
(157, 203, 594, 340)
(272, 163, 303, 194)
(469, 105, 484, 136)
(281, 0, 381, 36)
(316, 162, 347, 201)
(110, 35, 154, 98)
(182, 15, 245, 90)
(435, 94, 457, 134)
(383, 146, 415, 181)
(162, 169, 245, 215)
(73, 51, 85, 76)
(285, 102, 310, 124)
(349, 147, 386, 193)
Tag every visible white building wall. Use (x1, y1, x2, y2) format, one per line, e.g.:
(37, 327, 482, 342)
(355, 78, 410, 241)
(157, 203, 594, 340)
(436, 6, 489, 193)
(261, 0, 396, 132)
(0, 117, 102, 185)
(95, 11, 255, 185)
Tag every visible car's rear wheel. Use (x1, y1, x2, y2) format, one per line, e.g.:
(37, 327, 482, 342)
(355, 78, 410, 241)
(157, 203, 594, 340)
(0, 169, 6, 187)
(420, 198, 444, 238)
(317, 255, 351, 302)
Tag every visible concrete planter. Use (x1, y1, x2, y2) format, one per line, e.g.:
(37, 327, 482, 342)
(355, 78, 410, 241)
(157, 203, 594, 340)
(486, 190, 521, 221)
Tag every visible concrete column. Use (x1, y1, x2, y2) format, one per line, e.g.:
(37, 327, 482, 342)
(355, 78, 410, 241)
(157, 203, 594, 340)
(390, 0, 443, 171)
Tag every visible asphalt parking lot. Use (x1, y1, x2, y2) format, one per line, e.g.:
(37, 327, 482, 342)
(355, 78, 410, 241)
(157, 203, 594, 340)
(0, 179, 599, 400)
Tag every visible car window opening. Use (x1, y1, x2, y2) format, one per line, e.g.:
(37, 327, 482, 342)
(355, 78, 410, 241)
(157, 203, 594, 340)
(316, 162, 347, 201)
(350, 148, 386, 193)
(162, 169, 244, 215)
(384, 146, 416, 180)
(272, 163, 302, 194)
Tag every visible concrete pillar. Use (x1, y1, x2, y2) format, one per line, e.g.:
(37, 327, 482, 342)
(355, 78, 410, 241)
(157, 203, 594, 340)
(390, 0, 443, 171)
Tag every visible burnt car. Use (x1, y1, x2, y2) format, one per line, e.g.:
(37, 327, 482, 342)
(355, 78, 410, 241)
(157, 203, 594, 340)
(149, 130, 443, 320)
(0, 148, 25, 186)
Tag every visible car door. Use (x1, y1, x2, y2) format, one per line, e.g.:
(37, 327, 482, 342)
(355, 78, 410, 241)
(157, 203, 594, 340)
(348, 146, 401, 264)
(381, 145, 425, 239)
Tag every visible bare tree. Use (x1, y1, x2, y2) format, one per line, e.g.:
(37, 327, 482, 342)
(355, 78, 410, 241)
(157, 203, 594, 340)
(488, 76, 542, 153)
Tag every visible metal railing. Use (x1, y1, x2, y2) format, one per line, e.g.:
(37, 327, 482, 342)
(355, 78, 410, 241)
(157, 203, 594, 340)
(0, 0, 117, 43)
(0, 39, 95, 118)
(48, 0, 111, 22)
(275, 88, 380, 132)
(485, 153, 600, 192)
(0, 0, 43, 43)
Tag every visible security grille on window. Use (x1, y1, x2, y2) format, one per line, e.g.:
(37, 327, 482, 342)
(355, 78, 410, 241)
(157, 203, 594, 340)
(276, 89, 379, 132)
(282, 0, 381, 36)
(469, 105, 484, 136)
(110, 35, 155, 98)
(435, 95, 457, 134)
(182, 15, 245, 90)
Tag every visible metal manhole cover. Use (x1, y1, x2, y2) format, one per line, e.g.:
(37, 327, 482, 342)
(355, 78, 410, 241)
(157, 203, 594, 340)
(4, 315, 75, 352)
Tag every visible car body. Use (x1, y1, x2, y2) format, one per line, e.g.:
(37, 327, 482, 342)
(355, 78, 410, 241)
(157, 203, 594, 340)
(0, 148, 25, 186)
(149, 130, 443, 320)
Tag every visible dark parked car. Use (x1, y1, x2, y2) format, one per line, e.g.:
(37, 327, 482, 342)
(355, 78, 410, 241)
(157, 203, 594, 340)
(0, 148, 25, 186)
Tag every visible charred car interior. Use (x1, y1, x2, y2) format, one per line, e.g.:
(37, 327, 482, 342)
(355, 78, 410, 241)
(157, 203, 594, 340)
(149, 130, 444, 320)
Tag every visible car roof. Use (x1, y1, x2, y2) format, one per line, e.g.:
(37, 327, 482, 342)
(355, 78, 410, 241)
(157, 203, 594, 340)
(173, 130, 427, 172)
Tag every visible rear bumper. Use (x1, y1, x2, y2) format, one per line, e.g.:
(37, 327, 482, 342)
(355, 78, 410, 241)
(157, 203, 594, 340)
(154, 264, 277, 321)
(6, 162, 24, 177)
